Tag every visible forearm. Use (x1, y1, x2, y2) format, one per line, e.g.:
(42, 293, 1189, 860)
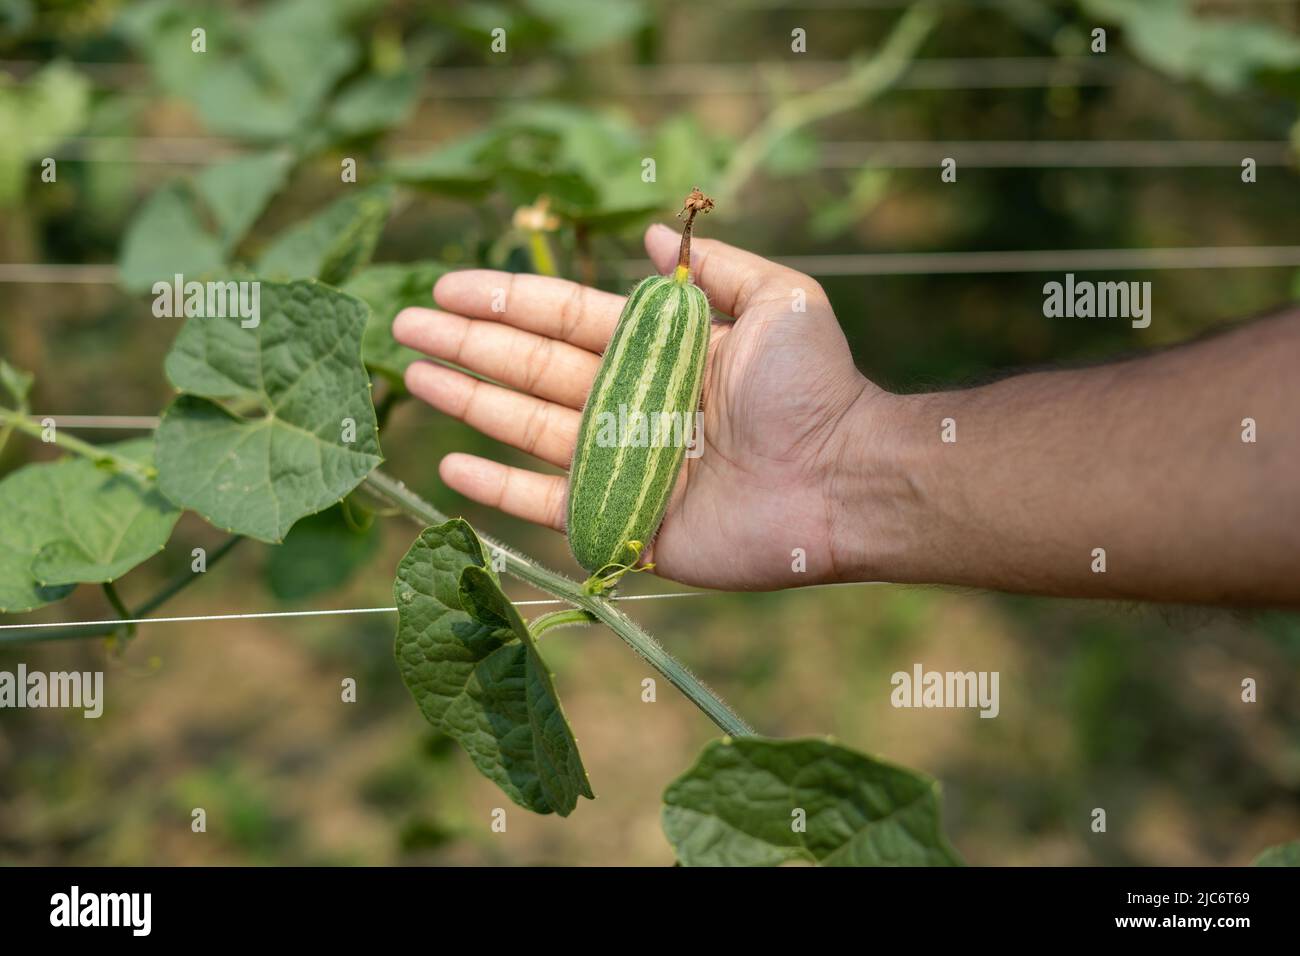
(832, 309, 1300, 604)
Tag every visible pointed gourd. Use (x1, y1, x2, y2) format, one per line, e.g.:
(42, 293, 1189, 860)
(566, 190, 714, 581)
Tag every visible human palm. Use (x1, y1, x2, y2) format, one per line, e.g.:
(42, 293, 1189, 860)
(393, 223, 872, 590)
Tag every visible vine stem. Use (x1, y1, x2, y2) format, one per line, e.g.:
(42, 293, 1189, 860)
(715, 0, 939, 205)
(102, 581, 131, 620)
(0, 406, 754, 735)
(360, 470, 757, 738)
(0, 407, 155, 482)
(133, 536, 244, 617)
(0, 418, 16, 458)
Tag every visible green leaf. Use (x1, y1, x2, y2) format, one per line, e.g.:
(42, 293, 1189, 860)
(114, 1, 235, 105)
(119, 0, 359, 141)
(118, 183, 226, 293)
(647, 113, 725, 202)
(0, 440, 180, 613)
(483, 106, 724, 229)
(0, 359, 34, 410)
(764, 128, 821, 177)
(191, 61, 311, 142)
(0, 60, 91, 206)
(522, 0, 648, 54)
(155, 280, 382, 543)
(1, 0, 34, 32)
(265, 502, 380, 600)
(394, 519, 593, 816)
(662, 737, 963, 867)
(388, 130, 498, 199)
(488, 107, 618, 214)
(193, 151, 294, 249)
(256, 186, 394, 285)
(118, 152, 293, 293)
(327, 69, 419, 138)
(1253, 840, 1300, 866)
(342, 261, 449, 383)
(1081, 0, 1300, 94)
(246, 0, 360, 114)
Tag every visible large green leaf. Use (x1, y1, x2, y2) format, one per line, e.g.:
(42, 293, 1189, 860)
(256, 186, 394, 285)
(662, 737, 963, 866)
(394, 519, 593, 816)
(118, 152, 293, 292)
(1253, 840, 1300, 866)
(155, 280, 381, 543)
(342, 261, 449, 383)
(265, 502, 380, 600)
(1082, 0, 1300, 94)
(0, 440, 180, 613)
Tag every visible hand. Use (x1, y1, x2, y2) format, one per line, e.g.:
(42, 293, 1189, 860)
(393, 223, 878, 590)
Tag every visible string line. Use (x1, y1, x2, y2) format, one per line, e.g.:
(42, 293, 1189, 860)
(0, 583, 884, 631)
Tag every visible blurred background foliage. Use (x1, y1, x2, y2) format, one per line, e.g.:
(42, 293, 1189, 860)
(1, 0, 1298, 865)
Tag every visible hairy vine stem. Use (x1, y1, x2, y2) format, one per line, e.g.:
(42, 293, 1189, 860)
(360, 470, 757, 738)
(0, 405, 754, 737)
(0, 407, 156, 483)
(0, 432, 754, 736)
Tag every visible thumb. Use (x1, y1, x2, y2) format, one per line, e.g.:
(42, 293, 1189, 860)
(643, 222, 824, 319)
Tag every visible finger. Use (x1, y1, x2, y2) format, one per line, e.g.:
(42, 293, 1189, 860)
(432, 270, 625, 353)
(405, 361, 579, 468)
(439, 452, 567, 532)
(394, 307, 599, 409)
(643, 223, 827, 318)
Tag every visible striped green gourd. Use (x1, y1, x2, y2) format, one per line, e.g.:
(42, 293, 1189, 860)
(567, 190, 714, 580)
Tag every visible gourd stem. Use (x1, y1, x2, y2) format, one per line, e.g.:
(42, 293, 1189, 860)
(675, 216, 696, 280)
(673, 188, 714, 283)
(360, 470, 756, 738)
